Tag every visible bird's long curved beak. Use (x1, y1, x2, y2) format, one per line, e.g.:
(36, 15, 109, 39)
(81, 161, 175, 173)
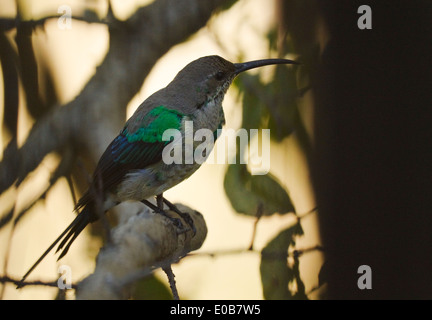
(234, 58, 299, 75)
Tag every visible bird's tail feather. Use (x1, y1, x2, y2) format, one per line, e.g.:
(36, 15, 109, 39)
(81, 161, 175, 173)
(18, 206, 93, 287)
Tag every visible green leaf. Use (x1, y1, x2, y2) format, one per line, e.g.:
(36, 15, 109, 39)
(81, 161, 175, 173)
(260, 223, 304, 300)
(260, 250, 292, 299)
(292, 255, 308, 300)
(266, 65, 298, 142)
(223, 164, 257, 215)
(234, 73, 266, 134)
(131, 274, 173, 300)
(223, 164, 295, 216)
(241, 85, 265, 133)
(262, 222, 304, 253)
(250, 174, 295, 215)
(266, 27, 279, 53)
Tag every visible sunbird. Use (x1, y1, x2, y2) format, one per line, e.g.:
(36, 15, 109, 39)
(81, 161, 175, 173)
(20, 55, 298, 285)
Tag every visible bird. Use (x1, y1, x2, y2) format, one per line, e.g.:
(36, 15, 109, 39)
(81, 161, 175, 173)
(19, 55, 298, 285)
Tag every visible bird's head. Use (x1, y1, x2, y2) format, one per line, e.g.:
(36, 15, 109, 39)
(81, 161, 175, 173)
(168, 55, 298, 107)
(162, 55, 298, 129)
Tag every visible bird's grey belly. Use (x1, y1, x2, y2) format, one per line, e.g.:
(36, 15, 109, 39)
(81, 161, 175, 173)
(114, 161, 201, 202)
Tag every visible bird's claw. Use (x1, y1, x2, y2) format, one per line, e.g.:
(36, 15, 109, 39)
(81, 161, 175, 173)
(141, 199, 195, 236)
(166, 216, 188, 234)
(166, 212, 195, 236)
(177, 211, 196, 236)
(161, 197, 196, 236)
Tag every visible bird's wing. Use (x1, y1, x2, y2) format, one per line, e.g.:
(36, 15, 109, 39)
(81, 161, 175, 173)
(76, 105, 184, 210)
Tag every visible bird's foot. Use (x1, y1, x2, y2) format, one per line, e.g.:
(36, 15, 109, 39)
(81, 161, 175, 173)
(162, 197, 196, 236)
(141, 199, 190, 234)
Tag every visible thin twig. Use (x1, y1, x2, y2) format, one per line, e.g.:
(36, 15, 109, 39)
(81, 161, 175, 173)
(0, 275, 77, 289)
(292, 245, 324, 259)
(190, 244, 323, 260)
(296, 206, 318, 220)
(248, 203, 264, 251)
(189, 247, 258, 258)
(162, 265, 180, 300)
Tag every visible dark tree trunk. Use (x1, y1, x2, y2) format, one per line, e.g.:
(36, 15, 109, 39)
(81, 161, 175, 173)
(312, 1, 432, 299)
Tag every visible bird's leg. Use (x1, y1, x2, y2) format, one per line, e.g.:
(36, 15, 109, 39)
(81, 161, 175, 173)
(156, 194, 164, 210)
(141, 198, 185, 232)
(161, 197, 196, 236)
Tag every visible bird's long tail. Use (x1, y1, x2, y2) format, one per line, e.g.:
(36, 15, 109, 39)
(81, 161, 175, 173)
(18, 205, 94, 287)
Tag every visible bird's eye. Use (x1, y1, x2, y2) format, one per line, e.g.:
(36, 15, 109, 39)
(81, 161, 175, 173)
(215, 71, 225, 81)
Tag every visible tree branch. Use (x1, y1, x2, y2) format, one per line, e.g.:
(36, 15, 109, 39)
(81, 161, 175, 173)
(75, 204, 207, 300)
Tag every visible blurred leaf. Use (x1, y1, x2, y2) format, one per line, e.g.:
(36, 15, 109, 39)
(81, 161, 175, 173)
(217, 0, 238, 12)
(131, 274, 172, 300)
(235, 66, 299, 142)
(266, 63, 313, 160)
(241, 82, 265, 133)
(260, 222, 304, 299)
(250, 174, 295, 215)
(266, 27, 279, 53)
(262, 222, 303, 253)
(266, 65, 298, 142)
(223, 164, 257, 215)
(281, 0, 321, 70)
(224, 164, 295, 216)
(83, 9, 102, 22)
(233, 74, 265, 133)
(233, 54, 302, 148)
(292, 255, 307, 300)
(260, 249, 292, 299)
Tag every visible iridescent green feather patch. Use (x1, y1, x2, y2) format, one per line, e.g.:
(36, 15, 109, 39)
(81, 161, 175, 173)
(125, 106, 184, 143)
